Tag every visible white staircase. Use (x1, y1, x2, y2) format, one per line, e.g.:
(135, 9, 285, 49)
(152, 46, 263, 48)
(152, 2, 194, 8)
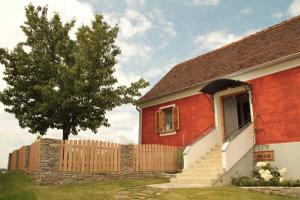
(170, 145, 223, 186)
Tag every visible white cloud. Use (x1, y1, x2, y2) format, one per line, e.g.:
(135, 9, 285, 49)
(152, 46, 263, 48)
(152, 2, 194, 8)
(194, 29, 257, 53)
(0, 0, 94, 50)
(192, 0, 221, 6)
(0, 0, 144, 168)
(119, 10, 152, 39)
(125, 0, 145, 8)
(287, 0, 300, 17)
(143, 57, 178, 84)
(272, 12, 284, 19)
(114, 64, 142, 86)
(146, 9, 177, 49)
(103, 10, 153, 61)
(117, 40, 152, 62)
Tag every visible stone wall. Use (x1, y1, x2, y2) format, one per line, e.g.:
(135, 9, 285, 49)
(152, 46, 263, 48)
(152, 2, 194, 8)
(242, 187, 300, 198)
(30, 171, 173, 185)
(120, 144, 135, 173)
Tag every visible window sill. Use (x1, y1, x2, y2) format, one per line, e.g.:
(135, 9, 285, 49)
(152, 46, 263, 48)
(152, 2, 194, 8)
(160, 131, 176, 137)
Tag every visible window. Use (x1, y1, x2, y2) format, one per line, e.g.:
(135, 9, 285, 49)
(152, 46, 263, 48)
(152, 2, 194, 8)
(155, 105, 179, 134)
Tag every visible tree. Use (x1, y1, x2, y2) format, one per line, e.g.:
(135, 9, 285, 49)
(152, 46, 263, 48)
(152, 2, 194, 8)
(0, 4, 149, 140)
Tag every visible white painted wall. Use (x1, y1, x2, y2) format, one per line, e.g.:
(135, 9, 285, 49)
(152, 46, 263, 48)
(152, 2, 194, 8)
(255, 142, 300, 179)
(183, 129, 218, 169)
(222, 124, 254, 171)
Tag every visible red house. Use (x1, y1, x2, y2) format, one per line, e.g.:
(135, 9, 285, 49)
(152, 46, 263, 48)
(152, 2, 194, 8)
(136, 16, 300, 186)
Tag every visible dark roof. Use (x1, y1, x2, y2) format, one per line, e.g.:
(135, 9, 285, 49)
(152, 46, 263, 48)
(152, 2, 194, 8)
(138, 15, 300, 103)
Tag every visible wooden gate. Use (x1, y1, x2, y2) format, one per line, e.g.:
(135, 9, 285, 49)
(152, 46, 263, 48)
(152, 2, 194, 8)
(134, 144, 178, 172)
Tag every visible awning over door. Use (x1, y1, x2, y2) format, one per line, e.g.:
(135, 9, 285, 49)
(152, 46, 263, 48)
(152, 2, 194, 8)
(200, 79, 249, 95)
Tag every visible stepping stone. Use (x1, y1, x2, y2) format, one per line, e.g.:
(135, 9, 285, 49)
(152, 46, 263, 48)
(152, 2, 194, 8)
(117, 191, 130, 195)
(114, 194, 131, 199)
(134, 192, 150, 197)
(142, 190, 156, 194)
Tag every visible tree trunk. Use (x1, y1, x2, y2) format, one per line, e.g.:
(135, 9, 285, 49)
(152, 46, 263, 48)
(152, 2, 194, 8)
(63, 127, 70, 140)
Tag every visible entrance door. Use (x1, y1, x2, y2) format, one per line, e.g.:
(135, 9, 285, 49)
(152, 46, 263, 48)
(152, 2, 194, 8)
(222, 92, 251, 142)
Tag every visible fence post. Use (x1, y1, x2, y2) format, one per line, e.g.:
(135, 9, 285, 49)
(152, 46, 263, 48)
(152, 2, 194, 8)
(15, 150, 19, 170)
(39, 138, 61, 173)
(24, 146, 30, 171)
(7, 153, 12, 171)
(120, 144, 135, 173)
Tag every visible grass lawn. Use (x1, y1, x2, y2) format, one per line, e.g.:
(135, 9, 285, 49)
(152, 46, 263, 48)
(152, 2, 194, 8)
(0, 172, 297, 200)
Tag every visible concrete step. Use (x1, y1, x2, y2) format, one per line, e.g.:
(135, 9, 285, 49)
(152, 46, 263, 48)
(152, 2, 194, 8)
(170, 177, 216, 185)
(176, 173, 219, 179)
(195, 159, 221, 164)
(191, 162, 222, 168)
(176, 170, 223, 177)
(182, 167, 224, 174)
(199, 154, 222, 160)
(203, 152, 221, 158)
(170, 145, 223, 186)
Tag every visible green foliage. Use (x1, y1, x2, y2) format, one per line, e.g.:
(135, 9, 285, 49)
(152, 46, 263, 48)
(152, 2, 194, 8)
(232, 176, 300, 187)
(0, 4, 149, 139)
(232, 162, 300, 187)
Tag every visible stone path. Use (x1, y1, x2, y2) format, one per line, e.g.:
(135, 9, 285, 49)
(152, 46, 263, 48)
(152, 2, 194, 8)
(242, 187, 300, 199)
(114, 186, 166, 200)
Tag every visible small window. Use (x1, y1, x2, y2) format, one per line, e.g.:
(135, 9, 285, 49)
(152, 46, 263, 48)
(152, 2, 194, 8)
(155, 105, 179, 134)
(163, 107, 173, 131)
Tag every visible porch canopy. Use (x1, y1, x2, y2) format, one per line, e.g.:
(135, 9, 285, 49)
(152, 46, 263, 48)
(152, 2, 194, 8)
(200, 78, 249, 95)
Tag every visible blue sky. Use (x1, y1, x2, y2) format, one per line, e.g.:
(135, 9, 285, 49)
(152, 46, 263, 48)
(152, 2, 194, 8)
(82, 0, 294, 86)
(0, 0, 299, 168)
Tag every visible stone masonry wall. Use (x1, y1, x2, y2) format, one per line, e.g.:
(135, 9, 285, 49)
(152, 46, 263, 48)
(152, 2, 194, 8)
(243, 187, 300, 198)
(30, 171, 172, 185)
(120, 144, 135, 173)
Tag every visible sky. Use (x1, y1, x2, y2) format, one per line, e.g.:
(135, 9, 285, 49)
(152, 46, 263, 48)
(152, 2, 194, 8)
(0, 0, 300, 168)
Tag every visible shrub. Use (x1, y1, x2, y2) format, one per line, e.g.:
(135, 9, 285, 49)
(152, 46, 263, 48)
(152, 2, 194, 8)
(231, 162, 300, 187)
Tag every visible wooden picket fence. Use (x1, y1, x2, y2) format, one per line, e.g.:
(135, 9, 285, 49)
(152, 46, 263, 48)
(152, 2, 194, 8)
(10, 150, 17, 171)
(59, 140, 121, 172)
(17, 147, 26, 170)
(28, 141, 40, 171)
(8, 141, 40, 172)
(9, 138, 179, 174)
(134, 144, 178, 172)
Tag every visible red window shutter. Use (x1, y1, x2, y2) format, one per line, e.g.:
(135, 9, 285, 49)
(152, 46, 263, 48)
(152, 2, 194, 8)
(155, 111, 160, 133)
(159, 110, 165, 132)
(173, 106, 179, 130)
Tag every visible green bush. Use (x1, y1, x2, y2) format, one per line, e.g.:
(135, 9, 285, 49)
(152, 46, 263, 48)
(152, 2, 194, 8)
(232, 176, 300, 187)
(232, 176, 259, 187)
(232, 162, 300, 187)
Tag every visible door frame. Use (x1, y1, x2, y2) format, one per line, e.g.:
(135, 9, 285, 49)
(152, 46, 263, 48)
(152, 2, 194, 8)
(214, 86, 254, 144)
(219, 91, 248, 143)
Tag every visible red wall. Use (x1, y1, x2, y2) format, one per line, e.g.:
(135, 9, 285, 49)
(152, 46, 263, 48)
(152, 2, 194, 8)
(250, 66, 300, 144)
(141, 94, 215, 147)
(142, 66, 300, 146)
